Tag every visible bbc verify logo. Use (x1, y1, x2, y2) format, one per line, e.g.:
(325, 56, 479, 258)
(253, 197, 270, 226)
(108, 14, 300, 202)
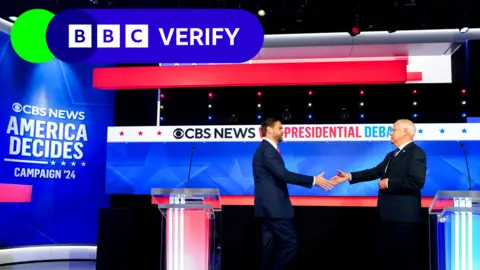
(10, 9, 264, 64)
(69, 25, 240, 49)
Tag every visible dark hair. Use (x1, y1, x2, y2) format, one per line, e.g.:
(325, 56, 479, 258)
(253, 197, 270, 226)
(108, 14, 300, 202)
(261, 117, 280, 137)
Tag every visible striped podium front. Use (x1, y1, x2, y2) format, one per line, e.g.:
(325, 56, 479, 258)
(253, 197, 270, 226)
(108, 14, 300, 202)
(152, 188, 220, 270)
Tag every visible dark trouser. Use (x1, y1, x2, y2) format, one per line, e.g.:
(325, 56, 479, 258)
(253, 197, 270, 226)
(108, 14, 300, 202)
(261, 218, 297, 270)
(378, 220, 421, 270)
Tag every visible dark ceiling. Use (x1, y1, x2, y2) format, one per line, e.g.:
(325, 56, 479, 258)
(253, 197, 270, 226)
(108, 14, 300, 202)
(0, 0, 479, 34)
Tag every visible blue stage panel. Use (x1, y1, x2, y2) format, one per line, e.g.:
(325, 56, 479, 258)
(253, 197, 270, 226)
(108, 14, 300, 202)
(106, 141, 480, 195)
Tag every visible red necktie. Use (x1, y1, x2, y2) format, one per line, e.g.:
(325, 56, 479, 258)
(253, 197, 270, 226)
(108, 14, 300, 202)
(276, 147, 281, 154)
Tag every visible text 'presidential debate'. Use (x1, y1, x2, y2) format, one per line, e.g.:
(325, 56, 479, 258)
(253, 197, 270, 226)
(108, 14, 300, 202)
(46, 9, 264, 64)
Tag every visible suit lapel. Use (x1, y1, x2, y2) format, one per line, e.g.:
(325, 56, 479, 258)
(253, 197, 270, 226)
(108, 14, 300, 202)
(263, 140, 285, 165)
(386, 143, 414, 173)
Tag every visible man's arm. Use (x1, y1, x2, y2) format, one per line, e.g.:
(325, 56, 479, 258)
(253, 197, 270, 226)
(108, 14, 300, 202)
(349, 156, 390, 184)
(264, 147, 313, 188)
(387, 148, 426, 192)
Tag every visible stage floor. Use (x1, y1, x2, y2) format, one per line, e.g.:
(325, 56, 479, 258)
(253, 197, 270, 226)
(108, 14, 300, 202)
(0, 262, 95, 270)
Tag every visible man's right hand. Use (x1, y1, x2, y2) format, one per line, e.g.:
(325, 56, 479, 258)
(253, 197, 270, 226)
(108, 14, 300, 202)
(331, 170, 351, 185)
(314, 172, 335, 190)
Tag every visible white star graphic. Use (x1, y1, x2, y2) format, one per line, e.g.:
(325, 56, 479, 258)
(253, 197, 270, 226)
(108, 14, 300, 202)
(50, 160, 56, 165)
(71, 161, 76, 166)
(61, 161, 66, 166)
(81, 162, 86, 166)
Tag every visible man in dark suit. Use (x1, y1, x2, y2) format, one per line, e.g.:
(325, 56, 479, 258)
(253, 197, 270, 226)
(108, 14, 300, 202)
(332, 119, 427, 270)
(253, 118, 334, 270)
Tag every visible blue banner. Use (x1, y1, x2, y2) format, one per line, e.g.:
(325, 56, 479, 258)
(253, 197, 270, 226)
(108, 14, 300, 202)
(0, 32, 114, 247)
(106, 141, 480, 196)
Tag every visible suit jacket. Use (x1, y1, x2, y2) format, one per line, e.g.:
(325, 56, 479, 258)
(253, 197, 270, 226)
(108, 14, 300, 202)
(253, 140, 313, 219)
(350, 142, 427, 222)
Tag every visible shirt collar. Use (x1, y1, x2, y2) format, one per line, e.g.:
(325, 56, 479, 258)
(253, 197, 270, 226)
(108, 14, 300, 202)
(398, 141, 413, 150)
(263, 138, 277, 149)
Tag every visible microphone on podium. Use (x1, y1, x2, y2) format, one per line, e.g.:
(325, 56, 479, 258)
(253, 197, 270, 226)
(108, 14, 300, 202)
(460, 142, 472, 190)
(186, 145, 195, 189)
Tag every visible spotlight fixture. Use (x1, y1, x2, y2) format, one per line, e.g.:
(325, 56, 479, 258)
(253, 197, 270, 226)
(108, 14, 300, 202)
(460, 26, 469, 33)
(339, 108, 349, 120)
(229, 114, 238, 124)
(349, 26, 360, 37)
(282, 109, 292, 121)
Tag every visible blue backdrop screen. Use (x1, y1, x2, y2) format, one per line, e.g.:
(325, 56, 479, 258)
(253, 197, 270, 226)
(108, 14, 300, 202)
(106, 141, 480, 196)
(0, 32, 114, 247)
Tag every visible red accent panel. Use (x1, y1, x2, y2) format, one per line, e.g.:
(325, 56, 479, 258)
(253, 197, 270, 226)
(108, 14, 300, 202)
(93, 61, 408, 89)
(153, 196, 434, 208)
(407, 72, 423, 81)
(166, 209, 211, 270)
(0, 184, 32, 203)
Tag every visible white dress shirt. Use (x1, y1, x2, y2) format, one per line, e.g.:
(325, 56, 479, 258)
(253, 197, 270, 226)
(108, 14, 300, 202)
(263, 138, 316, 187)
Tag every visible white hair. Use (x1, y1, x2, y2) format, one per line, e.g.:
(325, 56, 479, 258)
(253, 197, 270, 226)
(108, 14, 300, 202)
(396, 119, 416, 137)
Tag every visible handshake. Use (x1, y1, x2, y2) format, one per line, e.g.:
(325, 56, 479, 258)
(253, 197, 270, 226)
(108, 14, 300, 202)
(313, 170, 351, 190)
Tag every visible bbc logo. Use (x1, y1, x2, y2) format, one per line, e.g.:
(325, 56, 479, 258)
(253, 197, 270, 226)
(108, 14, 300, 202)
(68, 24, 149, 48)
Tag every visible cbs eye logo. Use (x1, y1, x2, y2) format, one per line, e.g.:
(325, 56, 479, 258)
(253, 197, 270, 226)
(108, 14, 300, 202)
(12, 103, 23, 113)
(173, 128, 185, 139)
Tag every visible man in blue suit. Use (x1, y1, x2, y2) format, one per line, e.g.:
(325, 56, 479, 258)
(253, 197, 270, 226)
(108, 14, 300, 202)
(253, 118, 334, 270)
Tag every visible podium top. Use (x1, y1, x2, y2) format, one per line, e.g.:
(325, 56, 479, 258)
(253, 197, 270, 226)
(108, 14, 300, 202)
(151, 188, 220, 197)
(428, 190, 480, 215)
(151, 188, 221, 210)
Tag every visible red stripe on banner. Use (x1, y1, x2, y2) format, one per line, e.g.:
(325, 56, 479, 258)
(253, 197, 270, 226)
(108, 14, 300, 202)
(153, 196, 434, 208)
(0, 184, 32, 203)
(407, 72, 423, 82)
(93, 61, 408, 89)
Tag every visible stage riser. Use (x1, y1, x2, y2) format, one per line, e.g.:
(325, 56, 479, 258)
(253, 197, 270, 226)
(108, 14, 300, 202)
(98, 196, 430, 270)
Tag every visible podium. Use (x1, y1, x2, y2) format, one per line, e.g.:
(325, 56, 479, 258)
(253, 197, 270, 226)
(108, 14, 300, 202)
(151, 188, 221, 270)
(429, 191, 480, 270)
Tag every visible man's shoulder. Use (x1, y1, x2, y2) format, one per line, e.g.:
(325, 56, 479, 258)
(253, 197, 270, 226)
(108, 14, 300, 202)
(410, 143, 426, 157)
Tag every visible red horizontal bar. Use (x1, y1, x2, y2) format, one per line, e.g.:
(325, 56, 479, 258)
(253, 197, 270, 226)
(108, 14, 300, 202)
(93, 61, 408, 89)
(407, 72, 423, 82)
(0, 184, 32, 203)
(152, 195, 434, 208)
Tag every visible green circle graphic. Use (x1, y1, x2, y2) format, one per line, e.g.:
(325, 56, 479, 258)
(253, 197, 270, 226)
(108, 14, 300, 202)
(10, 9, 56, 64)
